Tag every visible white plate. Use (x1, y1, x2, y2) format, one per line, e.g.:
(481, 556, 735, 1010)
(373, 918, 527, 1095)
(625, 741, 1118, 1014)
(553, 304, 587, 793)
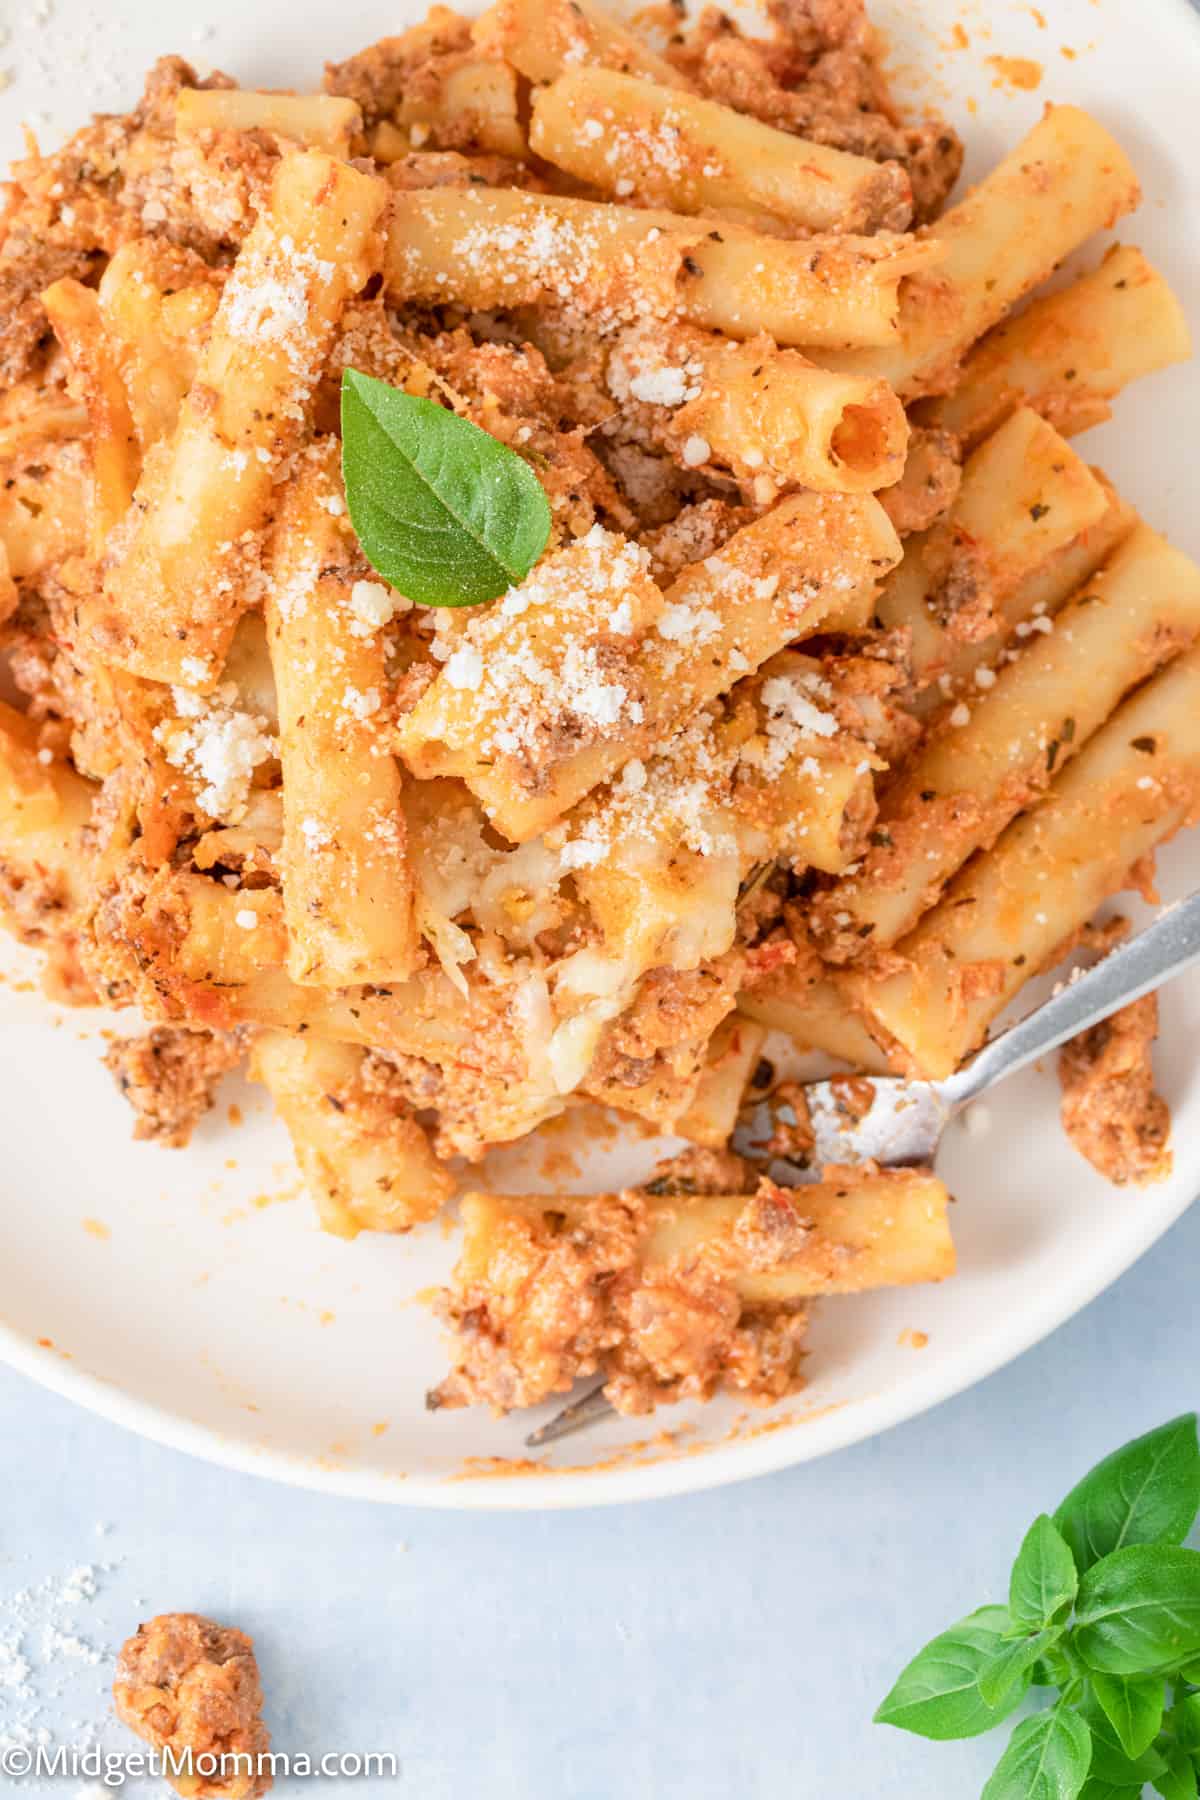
(2, 0, 1199, 1509)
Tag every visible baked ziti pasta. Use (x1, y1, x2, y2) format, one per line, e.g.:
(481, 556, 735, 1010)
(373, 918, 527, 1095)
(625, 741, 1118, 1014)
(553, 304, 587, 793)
(0, 0, 1194, 1426)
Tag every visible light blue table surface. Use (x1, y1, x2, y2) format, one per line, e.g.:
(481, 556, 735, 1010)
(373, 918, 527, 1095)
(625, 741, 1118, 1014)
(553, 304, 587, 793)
(3, 1196, 1199, 1797)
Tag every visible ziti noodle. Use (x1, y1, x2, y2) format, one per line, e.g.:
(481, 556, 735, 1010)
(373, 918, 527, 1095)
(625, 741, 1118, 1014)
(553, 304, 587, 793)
(0, 0, 1194, 1424)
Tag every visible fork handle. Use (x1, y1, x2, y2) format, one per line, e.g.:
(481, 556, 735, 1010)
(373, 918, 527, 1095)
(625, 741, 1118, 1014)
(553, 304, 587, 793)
(942, 890, 1200, 1109)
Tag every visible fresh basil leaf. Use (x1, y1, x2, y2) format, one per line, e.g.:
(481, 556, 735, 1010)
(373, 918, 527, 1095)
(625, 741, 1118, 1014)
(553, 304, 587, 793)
(875, 1618, 1026, 1740)
(1155, 1745, 1200, 1800)
(980, 1628, 1065, 1709)
(1179, 1659, 1200, 1688)
(1012, 1516, 1080, 1630)
(1054, 1417, 1200, 1575)
(966, 1605, 1019, 1634)
(981, 1706, 1092, 1800)
(340, 368, 551, 608)
(1075, 1547, 1200, 1675)
(1081, 1690, 1168, 1786)
(1089, 1671, 1166, 1760)
(1035, 1643, 1079, 1689)
(1077, 1785, 1143, 1800)
(1170, 1693, 1200, 1752)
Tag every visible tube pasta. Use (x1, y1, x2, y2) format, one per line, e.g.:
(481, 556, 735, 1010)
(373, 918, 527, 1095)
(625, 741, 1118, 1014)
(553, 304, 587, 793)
(264, 442, 419, 988)
(383, 188, 940, 349)
(737, 968, 894, 1075)
(877, 408, 1110, 692)
(393, 57, 525, 158)
(919, 479, 1138, 714)
(95, 242, 224, 454)
(0, 702, 95, 923)
(175, 88, 363, 154)
(645, 1172, 956, 1299)
(529, 66, 912, 234)
(730, 653, 883, 875)
(854, 645, 1200, 1079)
(0, 444, 86, 579)
(174, 876, 290, 988)
(221, 612, 279, 735)
(680, 224, 938, 351)
(580, 1040, 716, 1131)
(563, 814, 741, 1008)
(815, 524, 1200, 959)
(0, 541, 15, 624)
(472, 0, 691, 90)
(435, 1167, 952, 1412)
(822, 105, 1141, 397)
(120, 867, 502, 1070)
(398, 494, 901, 842)
(620, 492, 899, 739)
(94, 151, 386, 687)
(0, 395, 87, 462)
(41, 278, 140, 556)
(458, 1167, 955, 1306)
(922, 245, 1192, 449)
(396, 526, 668, 840)
(737, 742, 879, 876)
(675, 1015, 768, 1150)
(250, 1031, 454, 1237)
(609, 321, 908, 494)
(554, 651, 880, 1015)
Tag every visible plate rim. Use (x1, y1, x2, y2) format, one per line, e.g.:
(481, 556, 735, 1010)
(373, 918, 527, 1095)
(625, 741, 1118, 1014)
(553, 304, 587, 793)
(2, 1155, 1196, 1508)
(2, 0, 1199, 1508)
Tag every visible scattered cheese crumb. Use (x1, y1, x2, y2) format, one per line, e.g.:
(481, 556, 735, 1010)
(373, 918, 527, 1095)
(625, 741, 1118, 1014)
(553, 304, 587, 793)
(348, 579, 397, 638)
(341, 684, 382, 720)
(657, 600, 720, 645)
(235, 909, 258, 930)
(681, 434, 711, 467)
(155, 688, 275, 823)
(443, 645, 484, 691)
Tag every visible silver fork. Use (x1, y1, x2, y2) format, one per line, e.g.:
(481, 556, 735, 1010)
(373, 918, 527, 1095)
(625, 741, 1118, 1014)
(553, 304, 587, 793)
(526, 891, 1200, 1447)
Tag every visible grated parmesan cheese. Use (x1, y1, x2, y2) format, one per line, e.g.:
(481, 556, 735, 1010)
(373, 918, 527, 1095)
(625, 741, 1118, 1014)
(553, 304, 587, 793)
(221, 236, 333, 381)
(444, 644, 484, 691)
(629, 366, 695, 406)
(435, 527, 658, 770)
(348, 578, 401, 638)
(341, 684, 381, 720)
(155, 685, 276, 823)
(739, 671, 839, 778)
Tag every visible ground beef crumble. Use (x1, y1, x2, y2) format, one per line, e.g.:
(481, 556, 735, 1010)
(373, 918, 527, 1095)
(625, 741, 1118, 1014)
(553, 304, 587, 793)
(113, 1613, 272, 1799)
(103, 1026, 246, 1148)
(1058, 994, 1172, 1187)
(431, 1152, 810, 1416)
(668, 0, 963, 222)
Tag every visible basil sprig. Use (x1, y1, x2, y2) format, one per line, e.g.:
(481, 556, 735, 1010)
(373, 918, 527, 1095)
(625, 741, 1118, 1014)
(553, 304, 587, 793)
(876, 1416, 1200, 1799)
(340, 368, 551, 607)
